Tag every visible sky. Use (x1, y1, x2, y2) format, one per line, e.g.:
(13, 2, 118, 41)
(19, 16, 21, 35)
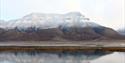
(0, 0, 124, 30)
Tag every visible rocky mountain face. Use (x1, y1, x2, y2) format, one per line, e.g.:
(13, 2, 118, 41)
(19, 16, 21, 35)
(0, 12, 124, 41)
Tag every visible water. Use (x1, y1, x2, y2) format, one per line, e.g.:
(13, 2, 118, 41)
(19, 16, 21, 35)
(90, 52, 125, 63)
(0, 51, 124, 63)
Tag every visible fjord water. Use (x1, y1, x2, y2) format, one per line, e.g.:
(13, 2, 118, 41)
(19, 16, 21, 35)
(0, 51, 124, 63)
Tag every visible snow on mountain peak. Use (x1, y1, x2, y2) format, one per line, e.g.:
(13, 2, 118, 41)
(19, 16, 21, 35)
(0, 12, 101, 29)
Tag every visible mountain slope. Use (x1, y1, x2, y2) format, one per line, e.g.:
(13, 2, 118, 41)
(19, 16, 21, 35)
(118, 28, 125, 35)
(0, 12, 124, 41)
(0, 12, 101, 29)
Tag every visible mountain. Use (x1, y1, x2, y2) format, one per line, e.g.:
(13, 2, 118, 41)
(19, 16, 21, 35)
(0, 12, 100, 29)
(118, 28, 125, 35)
(0, 12, 124, 41)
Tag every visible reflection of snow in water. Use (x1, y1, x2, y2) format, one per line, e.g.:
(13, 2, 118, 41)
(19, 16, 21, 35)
(0, 61, 14, 63)
(90, 52, 125, 63)
(0, 52, 124, 63)
(0, 52, 90, 63)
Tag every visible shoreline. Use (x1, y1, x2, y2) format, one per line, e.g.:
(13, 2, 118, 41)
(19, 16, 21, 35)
(0, 46, 125, 52)
(0, 40, 125, 52)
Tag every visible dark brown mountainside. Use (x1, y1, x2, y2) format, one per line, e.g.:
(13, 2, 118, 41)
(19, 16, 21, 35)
(0, 26, 124, 41)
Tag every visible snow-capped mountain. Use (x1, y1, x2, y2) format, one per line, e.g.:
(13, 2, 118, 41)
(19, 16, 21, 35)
(0, 20, 7, 28)
(0, 12, 101, 29)
(0, 12, 124, 41)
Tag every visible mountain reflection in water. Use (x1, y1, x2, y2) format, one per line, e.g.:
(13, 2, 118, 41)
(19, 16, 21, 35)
(0, 51, 124, 63)
(90, 52, 125, 63)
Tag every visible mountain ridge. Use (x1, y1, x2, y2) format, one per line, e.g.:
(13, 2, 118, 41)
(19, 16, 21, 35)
(0, 12, 124, 41)
(0, 12, 101, 29)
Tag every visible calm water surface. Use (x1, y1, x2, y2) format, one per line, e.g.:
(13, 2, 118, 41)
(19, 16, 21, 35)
(0, 51, 124, 63)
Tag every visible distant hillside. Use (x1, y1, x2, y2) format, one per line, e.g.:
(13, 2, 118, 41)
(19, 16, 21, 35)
(0, 12, 124, 41)
(118, 28, 125, 35)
